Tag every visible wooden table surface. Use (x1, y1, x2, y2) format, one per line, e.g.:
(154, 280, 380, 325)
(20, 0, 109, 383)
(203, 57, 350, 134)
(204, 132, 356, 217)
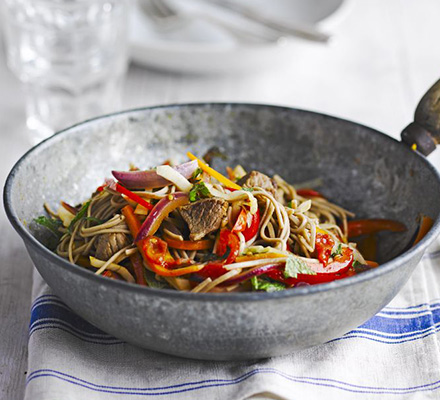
(1, 1, 440, 398)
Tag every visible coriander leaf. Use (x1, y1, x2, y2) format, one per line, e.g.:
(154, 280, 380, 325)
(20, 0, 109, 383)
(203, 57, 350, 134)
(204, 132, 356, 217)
(144, 269, 171, 289)
(352, 260, 372, 274)
(34, 216, 62, 237)
(352, 260, 362, 268)
(331, 243, 343, 258)
(189, 182, 211, 202)
(250, 276, 259, 290)
(242, 245, 271, 255)
(189, 187, 198, 202)
(192, 167, 203, 180)
(68, 200, 91, 232)
(251, 276, 285, 292)
(284, 255, 317, 279)
(243, 187, 254, 192)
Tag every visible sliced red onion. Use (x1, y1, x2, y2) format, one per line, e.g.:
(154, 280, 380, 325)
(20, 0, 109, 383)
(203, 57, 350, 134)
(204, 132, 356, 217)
(135, 192, 189, 242)
(112, 160, 198, 189)
(224, 263, 282, 286)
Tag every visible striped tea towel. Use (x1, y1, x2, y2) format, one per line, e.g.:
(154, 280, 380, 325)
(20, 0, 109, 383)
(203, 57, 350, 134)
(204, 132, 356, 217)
(26, 239, 440, 400)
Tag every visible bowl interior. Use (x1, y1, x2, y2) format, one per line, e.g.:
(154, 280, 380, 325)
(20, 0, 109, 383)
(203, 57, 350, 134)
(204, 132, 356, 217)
(8, 104, 440, 264)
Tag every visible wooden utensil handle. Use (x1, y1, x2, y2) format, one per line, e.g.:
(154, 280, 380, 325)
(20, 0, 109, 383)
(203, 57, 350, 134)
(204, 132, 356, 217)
(401, 79, 440, 156)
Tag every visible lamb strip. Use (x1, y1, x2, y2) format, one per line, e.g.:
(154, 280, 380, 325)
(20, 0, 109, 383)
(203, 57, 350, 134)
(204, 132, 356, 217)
(95, 232, 131, 261)
(179, 198, 228, 241)
(237, 170, 278, 197)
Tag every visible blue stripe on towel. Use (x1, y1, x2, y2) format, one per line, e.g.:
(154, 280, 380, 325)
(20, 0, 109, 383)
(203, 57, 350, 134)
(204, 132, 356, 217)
(30, 296, 440, 345)
(25, 367, 440, 396)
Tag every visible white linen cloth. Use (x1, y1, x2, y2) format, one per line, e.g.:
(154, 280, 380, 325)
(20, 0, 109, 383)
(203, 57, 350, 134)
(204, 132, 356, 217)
(25, 239, 440, 400)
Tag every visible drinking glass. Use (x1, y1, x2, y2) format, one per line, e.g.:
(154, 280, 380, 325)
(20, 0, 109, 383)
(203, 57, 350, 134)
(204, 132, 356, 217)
(1, 0, 129, 144)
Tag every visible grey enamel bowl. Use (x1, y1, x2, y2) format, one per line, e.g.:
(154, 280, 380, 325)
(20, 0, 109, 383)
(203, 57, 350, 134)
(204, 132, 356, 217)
(4, 101, 440, 360)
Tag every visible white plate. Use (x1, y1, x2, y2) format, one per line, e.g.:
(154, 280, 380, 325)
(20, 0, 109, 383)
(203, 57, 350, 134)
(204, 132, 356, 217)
(129, 0, 348, 74)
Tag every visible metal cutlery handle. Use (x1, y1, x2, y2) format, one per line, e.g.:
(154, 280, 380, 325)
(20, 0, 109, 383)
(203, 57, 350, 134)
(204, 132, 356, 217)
(207, 0, 330, 43)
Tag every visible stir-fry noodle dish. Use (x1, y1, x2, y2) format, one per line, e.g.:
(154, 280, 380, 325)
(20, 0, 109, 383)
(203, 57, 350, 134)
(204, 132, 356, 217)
(35, 150, 414, 293)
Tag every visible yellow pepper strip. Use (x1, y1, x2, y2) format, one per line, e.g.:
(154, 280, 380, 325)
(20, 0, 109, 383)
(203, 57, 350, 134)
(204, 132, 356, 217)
(145, 259, 205, 277)
(134, 203, 150, 216)
(187, 151, 241, 190)
(235, 252, 287, 263)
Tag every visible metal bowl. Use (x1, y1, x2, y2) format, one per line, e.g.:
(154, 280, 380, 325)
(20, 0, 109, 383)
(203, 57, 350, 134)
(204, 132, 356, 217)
(4, 103, 440, 360)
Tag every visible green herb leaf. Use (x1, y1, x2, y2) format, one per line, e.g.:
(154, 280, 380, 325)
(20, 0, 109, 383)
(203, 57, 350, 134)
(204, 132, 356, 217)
(84, 217, 104, 225)
(144, 269, 171, 289)
(243, 187, 254, 192)
(192, 167, 203, 180)
(331, 243, 343, 258)
(352, 260, 362, 268)
(251, 276, 285, 292)
(287, 200, 293, 208)
(284, 255, 317, 279)
(242, 246, 271, 255)
(34, 216, 62, 237)
(68, 200, 91, 232)
(352, 260, 372, 274)
(189, 182, 211, 202)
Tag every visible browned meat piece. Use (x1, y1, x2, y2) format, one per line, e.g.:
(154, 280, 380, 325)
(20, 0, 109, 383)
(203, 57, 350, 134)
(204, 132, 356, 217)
(237, 170, 278, 197)
(179, 198, 228, 241)
(95, 233, 130, 261)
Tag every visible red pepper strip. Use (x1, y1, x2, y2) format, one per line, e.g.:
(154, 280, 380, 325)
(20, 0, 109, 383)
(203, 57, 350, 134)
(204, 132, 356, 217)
(267, 267, 351, 286)
(142, 237, 204, 277)
(296, 189, 323, 198)
(347, 219, 406, 238)
(314, 232, 335, 265)
(198, 229, 240, 279)
(216, 229, 240, 264)
(266, 251, 354, 286)
(129, 252, 147, 286)
(163, 237, 214, 251)
(96, 184, 106, 193)
(103, 270, 116, 279)
(232, 208, 260, 241)
(198, 262, 227, 280)
(413, 215, 434, 246)
(115, 183, 153, 211)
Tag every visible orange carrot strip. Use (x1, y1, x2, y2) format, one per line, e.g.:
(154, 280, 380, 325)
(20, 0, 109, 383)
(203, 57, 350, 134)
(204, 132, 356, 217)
(365, 260, 379, 268)
(163, 237, 213, 251)
(413, 215, 434, 246)
(122, 205, 142, 237)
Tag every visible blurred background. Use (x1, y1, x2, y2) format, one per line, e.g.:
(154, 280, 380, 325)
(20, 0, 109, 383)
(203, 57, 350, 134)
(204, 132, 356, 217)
(1, 0, 440, 398)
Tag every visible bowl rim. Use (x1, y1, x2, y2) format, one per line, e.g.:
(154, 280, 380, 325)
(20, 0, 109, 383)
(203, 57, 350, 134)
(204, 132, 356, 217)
(4, 102, 440, 302)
